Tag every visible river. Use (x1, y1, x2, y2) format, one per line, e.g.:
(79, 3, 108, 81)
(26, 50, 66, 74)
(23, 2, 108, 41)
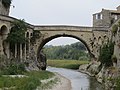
(47, 67, 104, 90)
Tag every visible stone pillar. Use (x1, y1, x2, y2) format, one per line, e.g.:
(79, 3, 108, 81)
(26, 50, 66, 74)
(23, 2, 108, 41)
(24, 43, 26, 60)
(28, 32, 30, 54)
(0, 36, 2, 55)
(27, 32, 30, 59)
(15, 44, 17, 58)
(24, 33, 27, 60)
(20, 44, 22, 60)
(6, 42, 10, 58)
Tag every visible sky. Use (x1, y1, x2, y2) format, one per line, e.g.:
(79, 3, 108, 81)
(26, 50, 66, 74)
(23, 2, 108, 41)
(10, 0, 120, 46)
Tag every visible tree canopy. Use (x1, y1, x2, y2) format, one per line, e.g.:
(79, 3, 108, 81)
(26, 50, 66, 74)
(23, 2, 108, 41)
(6, 19, 28, 44)
(43, 42, 89, 60)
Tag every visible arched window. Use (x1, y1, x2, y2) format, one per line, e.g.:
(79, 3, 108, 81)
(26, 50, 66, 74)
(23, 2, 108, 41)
(30, 33, 33, 37)
(0, 25, 8, 35)
(26, 32, 29, 37)
(0, 25, 8, 39)
(96, 13, 102, 19)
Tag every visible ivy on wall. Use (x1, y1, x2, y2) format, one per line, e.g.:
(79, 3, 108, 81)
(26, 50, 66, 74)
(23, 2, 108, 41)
(6, 19, 28, 44)
(2, 0, 12, 8)
(111, 20, 120, 36)
(112, 24, 118, 36)
(118, 21, 120, 27)
(98, 41, 114, 67)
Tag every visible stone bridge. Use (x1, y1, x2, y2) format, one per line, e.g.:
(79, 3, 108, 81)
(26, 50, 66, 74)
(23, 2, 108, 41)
(33, 25, 109, 59)
(0, 15, 109, 61)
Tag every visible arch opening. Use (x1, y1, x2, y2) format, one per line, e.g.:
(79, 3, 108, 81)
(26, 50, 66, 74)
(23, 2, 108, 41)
(0, 25, 9, 56)
(37, 34, 94, 59)
(0, 25, 8, 39)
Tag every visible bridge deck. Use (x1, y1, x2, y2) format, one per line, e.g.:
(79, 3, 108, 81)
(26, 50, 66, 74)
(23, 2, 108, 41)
(34, 25, 93, 32)
(34, 25, 108, 32)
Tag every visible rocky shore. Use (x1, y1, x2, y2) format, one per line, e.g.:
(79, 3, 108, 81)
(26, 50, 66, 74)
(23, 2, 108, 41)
(79, 61, 119, 90)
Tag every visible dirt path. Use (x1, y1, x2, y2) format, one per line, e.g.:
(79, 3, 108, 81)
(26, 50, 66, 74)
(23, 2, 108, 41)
(48, 73, 72, 90)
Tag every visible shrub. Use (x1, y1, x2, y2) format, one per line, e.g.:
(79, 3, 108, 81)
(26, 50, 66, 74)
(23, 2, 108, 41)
(1, 62, 26, 75)
(115, 77, 120, 90)
(17, 77, 40, 90)
(98, 41, 114, 67)
(118, 21, 120, 27)
(0, 56, 26, 75)
(6, 19, 28, 44)
(112, 24, 118, 36)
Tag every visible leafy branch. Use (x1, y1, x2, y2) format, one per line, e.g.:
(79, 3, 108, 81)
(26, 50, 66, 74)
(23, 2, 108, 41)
(112, 24, 118, 36)
(6, 19, 28, 44)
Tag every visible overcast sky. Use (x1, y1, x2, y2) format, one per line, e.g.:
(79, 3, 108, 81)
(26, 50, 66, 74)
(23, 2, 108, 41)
(10, 0, 120, 46)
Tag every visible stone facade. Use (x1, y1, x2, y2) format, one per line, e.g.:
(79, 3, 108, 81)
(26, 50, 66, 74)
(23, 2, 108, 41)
(93, 7, 120, 27)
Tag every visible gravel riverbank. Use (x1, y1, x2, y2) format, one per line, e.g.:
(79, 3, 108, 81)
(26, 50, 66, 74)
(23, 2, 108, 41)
(48, 73, 72, 90)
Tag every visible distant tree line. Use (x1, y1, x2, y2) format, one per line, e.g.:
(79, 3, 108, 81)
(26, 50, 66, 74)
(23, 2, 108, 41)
(43, 42, 89, 60)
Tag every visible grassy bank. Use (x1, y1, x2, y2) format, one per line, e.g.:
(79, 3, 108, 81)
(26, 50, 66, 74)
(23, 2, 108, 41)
(0, 71, 55, 90)
(47, 60, 89, 69)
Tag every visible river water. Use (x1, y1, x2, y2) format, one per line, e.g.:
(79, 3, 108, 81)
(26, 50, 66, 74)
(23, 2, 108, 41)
(47, 67, 104, 90)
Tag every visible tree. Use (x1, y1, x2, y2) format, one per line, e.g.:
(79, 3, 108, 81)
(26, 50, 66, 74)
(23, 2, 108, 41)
(98, 41, 114, 67)
(43, 42, 88, 60)
(6, 19, 28, 44)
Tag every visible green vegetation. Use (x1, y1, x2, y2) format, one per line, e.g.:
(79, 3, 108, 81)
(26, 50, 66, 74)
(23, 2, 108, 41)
(111, 20, 120, 36)
(116, 77, 120, 90)
(43, 42, 89, 60)
(118, 21, 120, 27)
(47, 60, 89, 69)
(0, 71, 54, 90)
(0, 55, 26, 75)
(0, 62, 26, 75)
(24, 71, 54, 80)
(0, 55, 55, 90)
(112, 24, 118, 36)
(6, 19, 28, 44)
(98, 41, 114, 67)
(2, 0, 12, 8)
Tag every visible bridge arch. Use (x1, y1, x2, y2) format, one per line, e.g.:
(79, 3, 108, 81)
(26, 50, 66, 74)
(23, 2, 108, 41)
(37, 34, 94, 58)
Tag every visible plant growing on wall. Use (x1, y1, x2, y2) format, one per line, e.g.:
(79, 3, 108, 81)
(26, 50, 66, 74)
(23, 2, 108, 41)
(118, 21, 120, 27)
(98, 41, 114, 67)
(6, 19, 28, 44)
(112, 24, 118, 36)
(2, 0, 12, 8)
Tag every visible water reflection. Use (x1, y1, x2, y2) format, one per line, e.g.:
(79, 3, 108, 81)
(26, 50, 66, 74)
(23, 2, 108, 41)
(47, 67, 104, 90)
